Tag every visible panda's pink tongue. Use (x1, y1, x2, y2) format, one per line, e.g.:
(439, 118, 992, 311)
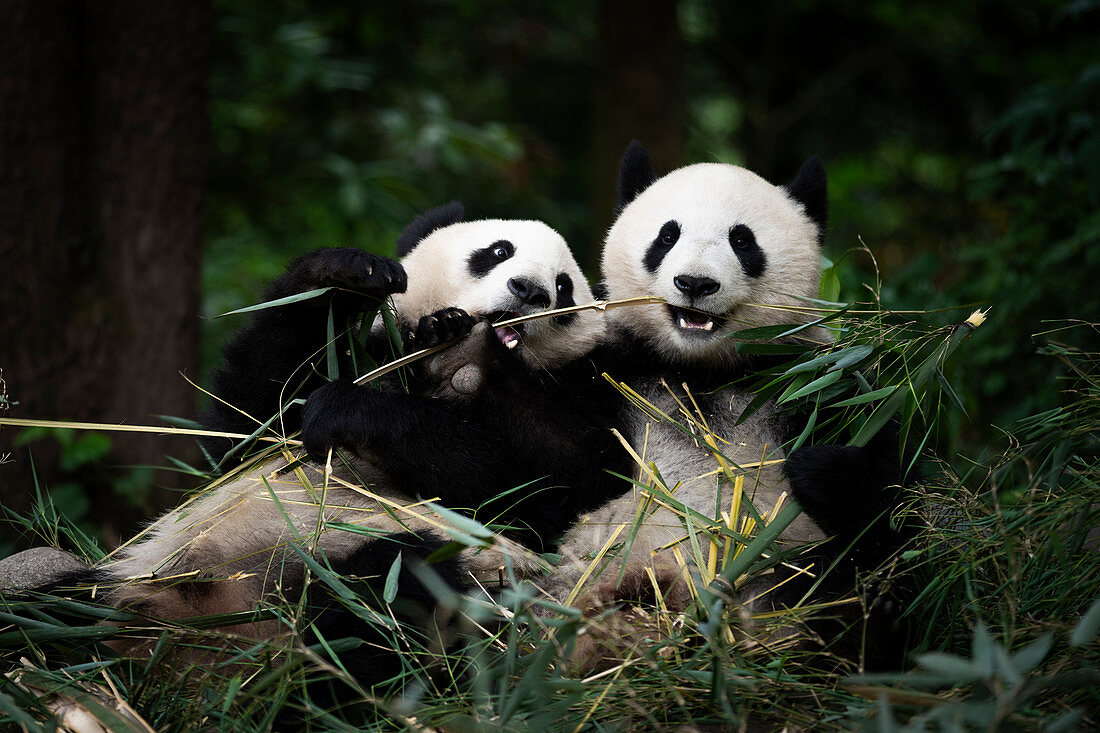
(495, 326, 521, 349)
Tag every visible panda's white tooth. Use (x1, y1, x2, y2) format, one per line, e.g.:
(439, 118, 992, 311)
(505, 338, 519, 350)
(703, 320, 714, 332)
(678, 316, 690, 329)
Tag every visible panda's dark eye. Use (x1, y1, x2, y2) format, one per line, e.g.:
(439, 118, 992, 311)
(492, 243, 511, 259)
(729, 224, 755, 250)
(659, 221, 680, 245)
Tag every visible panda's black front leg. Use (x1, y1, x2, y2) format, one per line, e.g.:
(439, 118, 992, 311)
(783, 426, 915, 670)
(202, 248, 406, 463)
(301, 376, 626, 552)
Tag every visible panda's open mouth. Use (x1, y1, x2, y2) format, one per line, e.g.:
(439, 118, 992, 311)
(667, 305, 727, 335)
(488, 311, 526, 350)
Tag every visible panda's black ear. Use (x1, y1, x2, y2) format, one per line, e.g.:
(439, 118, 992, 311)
(786, 156, 828, 236)
(396, 202, 465, 257)
(615, 141, 658, 214)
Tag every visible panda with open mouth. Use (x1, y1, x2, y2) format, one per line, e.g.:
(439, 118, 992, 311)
(546, 143, 910, 667)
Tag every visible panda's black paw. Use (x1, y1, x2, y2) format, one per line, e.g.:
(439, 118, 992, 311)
(409, 308, 477, 349)
(286, 248, 407, 303)
(301, 379, 376, 463)
(785, 441, 902, 538)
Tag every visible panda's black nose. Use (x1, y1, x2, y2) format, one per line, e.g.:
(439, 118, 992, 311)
(508, 277, 551, 308)
(674, 275, 720, 299)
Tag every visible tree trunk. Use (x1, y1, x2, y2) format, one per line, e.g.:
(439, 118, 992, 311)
(588, 0, 684, 274)
(0, 0, 210, 544)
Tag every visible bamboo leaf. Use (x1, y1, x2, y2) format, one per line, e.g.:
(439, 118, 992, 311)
(778, 371, 842, 404)
(382, 551, 402, 604)
(829, 344, 875, 371)
(1071, 597, 1100, 647)
(830, 386, 900, 407)
(325, 303, 339, 380)
(425, 502, 496, 542)
(217, 287, 334, 317)
(916, 652, 983, 681)
(1010, 632, 1052, 675)
(850, 387, 908, 447)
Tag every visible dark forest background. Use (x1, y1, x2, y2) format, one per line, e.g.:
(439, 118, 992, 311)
(1, 0, 1098, 550)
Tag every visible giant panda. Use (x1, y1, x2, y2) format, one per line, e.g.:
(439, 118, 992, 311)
(545, 143, 908, 664)
(44, 203, 629, 700)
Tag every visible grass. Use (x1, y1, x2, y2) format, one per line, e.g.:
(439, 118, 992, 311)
(1, 306, 1097, 731)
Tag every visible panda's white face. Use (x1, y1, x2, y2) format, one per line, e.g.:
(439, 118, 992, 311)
(603, 162, 822, 366)
(394, 219, 605, 368)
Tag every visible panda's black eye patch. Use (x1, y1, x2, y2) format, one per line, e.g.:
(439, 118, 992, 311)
(553, 273, 578, 325)
(729, 224, 766, 278)
(467, 239, 515, 278)
(555, 273, 575, 307)
(644, 220, 680, 273)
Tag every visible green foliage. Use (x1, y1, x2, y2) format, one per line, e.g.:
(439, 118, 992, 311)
(850, 615, 1098, 731)
(2, 317, 1098, 730)
(952, 64, 1100, 429)
(4, 429, 153, 555)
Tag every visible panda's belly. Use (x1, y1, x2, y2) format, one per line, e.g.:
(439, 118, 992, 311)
(551, 379, 824, 597)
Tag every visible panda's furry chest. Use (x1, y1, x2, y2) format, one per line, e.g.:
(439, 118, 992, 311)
(555, 376, 825, 583)
(624, 378, 793, 524)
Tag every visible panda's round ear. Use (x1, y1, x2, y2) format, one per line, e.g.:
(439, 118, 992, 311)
(785, 156, 828, 236)
(615, 141, 659, 215)
(396, 201, 465, 257)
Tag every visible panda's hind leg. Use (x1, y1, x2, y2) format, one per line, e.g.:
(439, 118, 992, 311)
(293, 531, 470, 717)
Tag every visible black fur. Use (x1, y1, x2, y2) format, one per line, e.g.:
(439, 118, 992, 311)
(201, 248, 407, 463)
(301, 330, 630, 553)
(785, 156, 828, 239)
(781, 423, 915, 669)
(616, 140, 658, 214)
(396, 202, 465, 257)
(466, 239, 515, 278)
(293, 531, 468, 716)
(729, 223, 767, 278)
(643, 220, 680, 272)
(410, 307, 477, 348)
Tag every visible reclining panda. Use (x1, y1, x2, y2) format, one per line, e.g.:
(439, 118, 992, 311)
(48, 204, 630, 692)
